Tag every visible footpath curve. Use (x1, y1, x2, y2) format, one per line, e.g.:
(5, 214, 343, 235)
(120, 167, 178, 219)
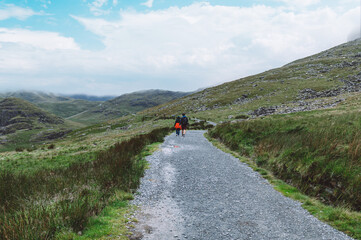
(131, 130, 352, 240)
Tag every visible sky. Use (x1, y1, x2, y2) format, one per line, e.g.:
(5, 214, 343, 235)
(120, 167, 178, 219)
(0, 0, 359, 96)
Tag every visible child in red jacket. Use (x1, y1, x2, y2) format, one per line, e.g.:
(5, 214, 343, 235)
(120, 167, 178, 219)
(174, 116, 182, 136)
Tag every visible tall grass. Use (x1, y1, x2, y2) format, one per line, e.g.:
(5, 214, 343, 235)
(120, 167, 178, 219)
(209, 111, 361, 210)
(0, 127, 170, 239)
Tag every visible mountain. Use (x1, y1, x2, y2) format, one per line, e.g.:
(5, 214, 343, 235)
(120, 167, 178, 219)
(67, 89, 190, 124)
(142, 39, 361, 121)
(0, 91, 102, 118)
(0, 98, 70, 151)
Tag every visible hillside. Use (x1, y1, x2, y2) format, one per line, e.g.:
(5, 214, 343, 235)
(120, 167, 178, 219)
(68, 89, 190, 124)
(0, 98, 71, 151)
(0, 91, 102, 118)
(142, 39, 361, 121)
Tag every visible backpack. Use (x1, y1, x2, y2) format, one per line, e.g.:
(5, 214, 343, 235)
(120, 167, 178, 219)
(181, 116, 188, 126)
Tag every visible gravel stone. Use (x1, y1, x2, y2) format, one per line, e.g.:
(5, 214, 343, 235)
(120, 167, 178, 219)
(132, 131, 353, 240)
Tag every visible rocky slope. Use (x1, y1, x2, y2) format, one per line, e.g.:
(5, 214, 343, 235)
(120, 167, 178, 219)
(0, 98, 70, 150)
(0, 98, 64, 134)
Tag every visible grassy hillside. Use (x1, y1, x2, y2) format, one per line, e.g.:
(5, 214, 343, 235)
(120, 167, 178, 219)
(0, 91, 102, 118)
(36, 100, 101, 118)
(68, 89, 190, 124)
(142, 39, 360, 121)
(0, 98, 76, 152)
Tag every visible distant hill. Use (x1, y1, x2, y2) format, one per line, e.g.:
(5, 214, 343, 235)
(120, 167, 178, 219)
(62, 94, 116, 102)
(68, 89, 190, 124)
(0, 91, 101, 118)
(0, 91, 69, 103)
(142, 39, 361, 121)
(0, 98, 71, 151)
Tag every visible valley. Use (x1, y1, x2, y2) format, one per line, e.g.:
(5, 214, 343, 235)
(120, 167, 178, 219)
(0, 39, 360, 239)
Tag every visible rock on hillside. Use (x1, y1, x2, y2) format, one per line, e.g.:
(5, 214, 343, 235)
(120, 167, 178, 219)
(142, 39, 361, 120)
(0, 98, 64, 135)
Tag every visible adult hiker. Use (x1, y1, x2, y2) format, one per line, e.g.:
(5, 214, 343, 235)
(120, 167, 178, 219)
(174, 116, 182, 136)
(180, 113, 189, 137)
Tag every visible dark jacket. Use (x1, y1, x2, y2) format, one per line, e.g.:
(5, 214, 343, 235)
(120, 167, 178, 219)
(180, 116, 188, 126)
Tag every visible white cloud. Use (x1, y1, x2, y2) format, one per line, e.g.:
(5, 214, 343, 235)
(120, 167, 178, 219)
(0, 4, 37, 21)
(141, 0, 154, 8)
(0, 2, 359, 95)
(0, 28, 79, 50)
(88, 0, 109, 16)
(113, 0, 118, 6)
(277, 0, 321, 8)
(91, 0, 108, 8)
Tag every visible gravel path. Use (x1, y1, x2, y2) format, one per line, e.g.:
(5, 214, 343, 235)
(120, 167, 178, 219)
(131, 130, 353, 240)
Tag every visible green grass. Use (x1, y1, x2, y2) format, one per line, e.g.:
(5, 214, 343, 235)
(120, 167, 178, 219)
(56, 142, 163, 240)
(0, 127, 170, 239)
(56, 191, 135, 240)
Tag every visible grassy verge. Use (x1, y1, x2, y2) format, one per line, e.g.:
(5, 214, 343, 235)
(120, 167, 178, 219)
(206, 133, 361, 239)
(58, 141, 163, 240)
(209, 110, 361, 210)
(0, 127, 170, 239)
(55, 191, 135, 240)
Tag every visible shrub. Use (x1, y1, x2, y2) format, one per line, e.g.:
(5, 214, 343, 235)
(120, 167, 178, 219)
(189, 120, 214, 130)
(235, 114, 249, 119)
(48, 144, 55, 149)
(15, 147, 24, 152)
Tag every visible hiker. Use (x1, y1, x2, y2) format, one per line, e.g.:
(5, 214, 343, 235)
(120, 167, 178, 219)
(180, 113, 189, 137)
(174, 116, 182, 136)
